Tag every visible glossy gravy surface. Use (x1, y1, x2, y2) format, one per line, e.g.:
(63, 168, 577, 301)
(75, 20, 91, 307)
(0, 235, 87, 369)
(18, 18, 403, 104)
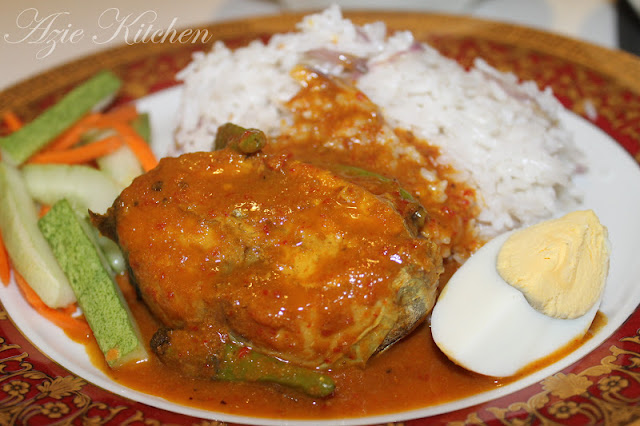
(75, 66, 603, 420)
(78, 277, 604, 420)
(95, 277, 500, 419)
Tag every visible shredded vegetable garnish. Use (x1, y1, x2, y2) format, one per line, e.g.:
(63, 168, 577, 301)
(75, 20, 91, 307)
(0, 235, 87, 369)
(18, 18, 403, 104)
(95, 119, 158, 171)
(0, 230, 11, 286)
(2, 111, 23, 133)
(28, 135, 124, 165)
(105, 104, 139, 123)
(43, 113, 102, 152)
(14, 270, 90, 337)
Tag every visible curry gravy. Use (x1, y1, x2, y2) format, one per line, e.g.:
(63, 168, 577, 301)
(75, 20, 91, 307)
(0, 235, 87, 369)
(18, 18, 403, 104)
(269, 65, 482, 261)
(71, 275, 604, 420)
(68, 66, 601, 419)
(95, 275, 502, 418)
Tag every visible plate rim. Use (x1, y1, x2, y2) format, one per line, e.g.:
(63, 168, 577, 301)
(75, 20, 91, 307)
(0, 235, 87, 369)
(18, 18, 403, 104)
(1, 9, 640, 426)
(2, 9, 640, 112)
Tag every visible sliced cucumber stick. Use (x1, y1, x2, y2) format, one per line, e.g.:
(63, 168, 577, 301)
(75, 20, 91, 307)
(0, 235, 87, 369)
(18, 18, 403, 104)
(0, 71, 122, 165)
(0, 162, 76, 308)
(22, 164, 120, 215)
(97, 145, 144, 189)
(39, 199, 147, 367)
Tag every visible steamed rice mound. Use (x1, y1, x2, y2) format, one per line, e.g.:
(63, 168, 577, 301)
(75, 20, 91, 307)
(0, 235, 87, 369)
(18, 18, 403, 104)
(173, 5, 583, 239)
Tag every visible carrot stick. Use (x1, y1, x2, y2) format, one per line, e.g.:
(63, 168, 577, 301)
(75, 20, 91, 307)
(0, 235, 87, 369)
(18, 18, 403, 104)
(2, 111, 23, 132)
(97, 119, 158, 171)
(43, 113, 101, 152)
(27, 135, 123, 165)
(105, 104, 138, 122)
(39, 204, 51, 218)
(14, 271, 91, 336)
(0, 230, 11, 286)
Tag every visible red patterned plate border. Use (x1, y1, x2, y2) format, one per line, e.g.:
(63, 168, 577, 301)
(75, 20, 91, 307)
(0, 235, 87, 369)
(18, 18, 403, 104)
(0, 11, 639, 426)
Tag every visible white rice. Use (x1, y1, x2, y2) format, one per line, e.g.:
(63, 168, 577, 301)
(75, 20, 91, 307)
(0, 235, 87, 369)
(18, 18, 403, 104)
(173, 5, 583, 239)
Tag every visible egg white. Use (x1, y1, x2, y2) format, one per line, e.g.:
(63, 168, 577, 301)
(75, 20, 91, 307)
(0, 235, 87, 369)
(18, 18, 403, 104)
(430, 231, 599, 377)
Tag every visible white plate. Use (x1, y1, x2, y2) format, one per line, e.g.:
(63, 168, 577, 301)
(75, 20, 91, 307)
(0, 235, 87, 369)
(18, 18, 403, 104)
(2, 85, 640, 426)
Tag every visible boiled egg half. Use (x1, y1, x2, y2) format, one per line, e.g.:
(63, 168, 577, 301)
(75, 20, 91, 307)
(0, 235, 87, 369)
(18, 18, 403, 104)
(430, 210, 610, 377)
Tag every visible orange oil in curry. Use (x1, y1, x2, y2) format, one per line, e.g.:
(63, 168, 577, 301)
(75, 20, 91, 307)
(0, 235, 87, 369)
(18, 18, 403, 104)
(70, 275, 606, 420)
(67, 67, 605, 419)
